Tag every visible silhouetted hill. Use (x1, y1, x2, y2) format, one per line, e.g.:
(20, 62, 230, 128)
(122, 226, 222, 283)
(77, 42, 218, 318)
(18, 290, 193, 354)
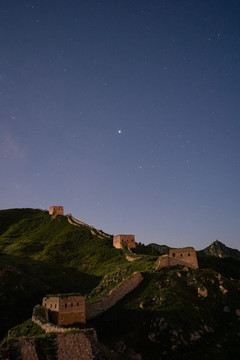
(198, 239, 240, 258)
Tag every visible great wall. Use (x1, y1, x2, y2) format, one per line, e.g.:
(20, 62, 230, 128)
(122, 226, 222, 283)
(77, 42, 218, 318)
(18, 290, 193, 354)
(86, 271, 144, 319)
(34, 271, 144, 330)
(14, 271, 145, 359)
(66, 214, 111, 239)
(2, 206, 228, 360)
(32, 207, 199, 329)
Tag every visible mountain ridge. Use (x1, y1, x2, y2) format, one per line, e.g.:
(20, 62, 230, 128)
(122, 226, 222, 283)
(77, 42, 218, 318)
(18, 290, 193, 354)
(0, 208, 240, 359)
(147, 239, 240, 258)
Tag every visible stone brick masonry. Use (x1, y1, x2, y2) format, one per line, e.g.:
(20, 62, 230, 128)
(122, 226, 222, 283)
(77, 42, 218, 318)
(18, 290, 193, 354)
(42, 295, 86, 326)
(49, 206, 64, 216)
(156, 247, 198, 270)
(86, 271, 143, 319)
(113, 234, 136, 249)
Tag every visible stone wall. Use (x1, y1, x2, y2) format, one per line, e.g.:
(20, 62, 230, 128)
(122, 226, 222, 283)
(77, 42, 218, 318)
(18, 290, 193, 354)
(42, 295, 86, 325)
(32, 315, 67, 333)
(113, 234, 136, 249)
(156, 247, 198, 270)
(57, 332, 94, 360)
(156, 254, 170, 269)
(67, 214, 111, 239)
(1, 329, 100, 360)
(49, 206, 64, 216)
(86, 271, 143, 320)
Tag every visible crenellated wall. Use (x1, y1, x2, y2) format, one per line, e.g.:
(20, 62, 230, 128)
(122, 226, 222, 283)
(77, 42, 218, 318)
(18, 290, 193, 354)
(49, 206, 64, 216)
(156, 247, 198, 270)
(113, 234, 136, 249)
(86, 271, 143, 319)
(42, 295, 86, 326)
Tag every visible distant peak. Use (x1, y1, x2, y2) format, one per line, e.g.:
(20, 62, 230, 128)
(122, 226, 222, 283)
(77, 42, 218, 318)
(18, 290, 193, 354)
(211, 239, 225, 247)
(201, 239, 240, 258)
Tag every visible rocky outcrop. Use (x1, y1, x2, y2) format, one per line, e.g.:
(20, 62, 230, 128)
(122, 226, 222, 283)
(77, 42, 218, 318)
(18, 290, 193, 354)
(198, 287, 208, 298)
(86, 272, 144, 319)
(0, 330, 104, 360)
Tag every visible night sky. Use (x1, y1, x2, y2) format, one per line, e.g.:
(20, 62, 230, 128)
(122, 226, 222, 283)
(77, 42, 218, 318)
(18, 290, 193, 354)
(1, 0, 240, 250)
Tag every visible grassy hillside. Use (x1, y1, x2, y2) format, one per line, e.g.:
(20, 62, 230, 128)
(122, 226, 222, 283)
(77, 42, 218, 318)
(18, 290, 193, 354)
(0, 208, 240, 359)
(89, 266, 240, 359)
(0, 208, 128, 338)
(0, 209, 125, 274)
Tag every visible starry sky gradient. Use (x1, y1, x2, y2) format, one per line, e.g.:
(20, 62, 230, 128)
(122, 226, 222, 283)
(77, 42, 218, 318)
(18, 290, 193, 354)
(1, 0, 240, 250)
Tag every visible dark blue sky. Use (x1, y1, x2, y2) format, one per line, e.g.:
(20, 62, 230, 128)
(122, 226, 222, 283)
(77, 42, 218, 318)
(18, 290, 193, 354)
(1, 0, 240, 250)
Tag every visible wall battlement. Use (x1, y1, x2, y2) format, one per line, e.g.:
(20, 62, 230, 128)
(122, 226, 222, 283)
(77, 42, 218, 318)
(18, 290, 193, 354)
(156, 247, 198, 270)
(42, 295, 85, 326)
(113, 234, 136, 249)
(49, 206, 64, 216)
(86, 272, 143, 320)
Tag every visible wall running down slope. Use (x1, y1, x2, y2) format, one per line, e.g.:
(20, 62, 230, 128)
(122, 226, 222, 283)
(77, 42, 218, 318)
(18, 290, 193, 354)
(66, 214, 111, 238)
(86, 271, 143, 320)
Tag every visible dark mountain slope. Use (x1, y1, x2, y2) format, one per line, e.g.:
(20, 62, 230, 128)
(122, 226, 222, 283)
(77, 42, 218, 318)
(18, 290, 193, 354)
(198, 239, 240, 258)
(0, 208, 127, 338)
(0, 208, 240, 359)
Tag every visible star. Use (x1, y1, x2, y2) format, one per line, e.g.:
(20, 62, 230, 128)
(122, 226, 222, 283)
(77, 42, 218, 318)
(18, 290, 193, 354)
(117, 130, 122, 134)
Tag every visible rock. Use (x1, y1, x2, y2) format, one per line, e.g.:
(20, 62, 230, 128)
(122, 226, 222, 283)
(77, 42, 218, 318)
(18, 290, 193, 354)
(235, 309, 240, 316)
(171, 330, 179, 337)
(203, 324, 214, 333)
(114, 341, 126, 353)
(190, 331, 201, 341)
(216, 273, 222, 281)
(147, 318, 169, 344)
(198, 287, 208, 297)
(125, 349, 142, 360)
(219, 285, 228, 295)
(223, 306, 230, 313)
(177, 272, 182, 277)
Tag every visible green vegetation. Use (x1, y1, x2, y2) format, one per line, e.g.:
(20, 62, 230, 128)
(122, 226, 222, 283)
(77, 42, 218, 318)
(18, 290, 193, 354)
(198, 239, 240, 258)
(89, 266, 240, 359)
(7, 319, 45, 339)
(198, 254, 240, 279)
(0, 208, 240, 359)
(0, 208, 127, 339)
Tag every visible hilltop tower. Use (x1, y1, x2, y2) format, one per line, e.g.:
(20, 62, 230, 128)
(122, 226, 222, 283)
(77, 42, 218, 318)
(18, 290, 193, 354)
(49, 206, 64, 216)
(156, 247, 198, 270)
(113, 234, 136, 249)
(42, 295, 85, 326)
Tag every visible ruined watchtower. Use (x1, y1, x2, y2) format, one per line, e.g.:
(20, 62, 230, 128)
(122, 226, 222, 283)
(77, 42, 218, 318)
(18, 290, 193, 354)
(42, 294, 85, 326)
(49, 206, 64, 216)
(156, 247, 198, 270)
(113, 234, 136, 249)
